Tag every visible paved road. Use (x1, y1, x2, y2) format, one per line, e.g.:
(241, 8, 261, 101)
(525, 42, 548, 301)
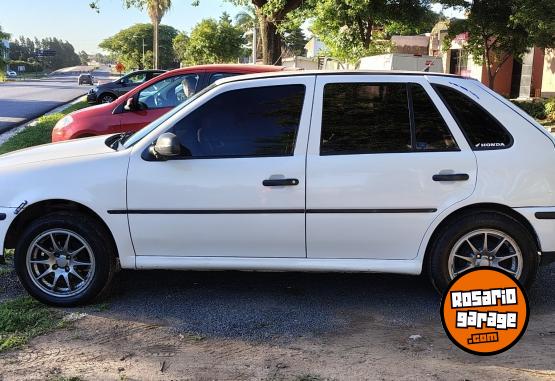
(0, 67, 113, 133)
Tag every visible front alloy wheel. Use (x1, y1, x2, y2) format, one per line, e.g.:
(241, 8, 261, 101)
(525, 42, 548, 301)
(26, 229, 96, 298)
(100, 94, 116, 103)
(15, 212, 117, 306)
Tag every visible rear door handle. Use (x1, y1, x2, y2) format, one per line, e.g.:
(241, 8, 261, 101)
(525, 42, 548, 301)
(263, 178, 300, 187)
(433, 173, 470, 182)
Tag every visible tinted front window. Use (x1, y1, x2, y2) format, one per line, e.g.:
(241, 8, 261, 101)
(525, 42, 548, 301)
(171, 85, 305, 158)
(411, 84, 457, 151)
(434, 85, 512, 150)
(321, 83, 411, 155)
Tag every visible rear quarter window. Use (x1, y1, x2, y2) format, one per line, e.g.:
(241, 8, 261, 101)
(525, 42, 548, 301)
(433, 84, 513, 150)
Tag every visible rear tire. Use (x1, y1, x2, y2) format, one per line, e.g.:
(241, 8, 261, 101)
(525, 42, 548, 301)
(428, 211, 539, 293)
(14, 212, 117, 306)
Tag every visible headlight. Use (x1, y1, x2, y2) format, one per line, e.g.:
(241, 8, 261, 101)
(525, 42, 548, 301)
(89, 87, 98, 94)
(54, 115, 74, 130)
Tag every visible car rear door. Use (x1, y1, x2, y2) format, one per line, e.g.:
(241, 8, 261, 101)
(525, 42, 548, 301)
(306, 74, 477, 260)
(126, 76, 315, 258)
(119, 73, 204, 133)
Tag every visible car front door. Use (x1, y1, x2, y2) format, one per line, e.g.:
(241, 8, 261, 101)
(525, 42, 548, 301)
(119, 73, 203, 133)
(126, 76, 315, 258)
(306, 75, 477, 260)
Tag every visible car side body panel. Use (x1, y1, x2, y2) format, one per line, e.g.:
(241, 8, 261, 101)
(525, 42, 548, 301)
(2, 72, 555, 275)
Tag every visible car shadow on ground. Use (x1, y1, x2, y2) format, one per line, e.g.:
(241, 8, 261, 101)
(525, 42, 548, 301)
(89, 265, 554, 342)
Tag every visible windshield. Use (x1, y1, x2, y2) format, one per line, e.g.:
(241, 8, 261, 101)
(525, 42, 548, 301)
(122, 83, 217, 149)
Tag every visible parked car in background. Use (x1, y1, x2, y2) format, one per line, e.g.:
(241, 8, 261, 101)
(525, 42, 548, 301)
(6, 70, 17, 78)
(78, 74, 94, 85)
(53, 64, 288, 142)
(3, 71, 555, 306)
(87, 69, 166, 104)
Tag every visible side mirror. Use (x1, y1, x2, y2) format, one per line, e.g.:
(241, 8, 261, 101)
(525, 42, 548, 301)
(149, 132, 181, 159)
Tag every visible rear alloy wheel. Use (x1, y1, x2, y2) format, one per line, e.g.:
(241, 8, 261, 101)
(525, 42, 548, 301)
(15, 212, 116, 306)
(429, 212, 539, 293)
(448, 229, 523, 279)
(100, 94, 116, 103)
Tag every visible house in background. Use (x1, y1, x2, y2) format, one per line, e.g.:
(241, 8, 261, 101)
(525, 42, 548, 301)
(542, 49, 555, 97)
(429, 21, 553, 99)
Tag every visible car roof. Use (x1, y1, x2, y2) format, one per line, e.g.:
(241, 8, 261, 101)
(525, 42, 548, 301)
(215, 69, 466, 85)
(159, 64, 286, 78)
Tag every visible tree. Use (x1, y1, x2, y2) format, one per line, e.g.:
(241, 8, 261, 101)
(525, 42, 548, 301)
(195, 0, 311, 65)
(310, 0, 436, 63)
(91, 0, 172, 69)
(172, 32, 189, 65)
(9, 36, 80, 71)
(99, 23, 179, 70)
(441, 0, 555, 90)
(0, 26, 10, 71)
(79, 51, 89, 65)
(282, 27, 307, 57)
(174, 13, 245, 65)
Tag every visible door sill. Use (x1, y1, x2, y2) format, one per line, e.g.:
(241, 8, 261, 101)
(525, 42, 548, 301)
(134, 256, 421, 275)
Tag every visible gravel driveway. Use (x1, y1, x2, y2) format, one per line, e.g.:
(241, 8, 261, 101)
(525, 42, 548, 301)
(1, 262, 553, 380)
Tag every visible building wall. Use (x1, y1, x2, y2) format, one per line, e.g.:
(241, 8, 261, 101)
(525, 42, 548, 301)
(480, 58, 514, 98)
(542, 49, 555, 98)
(532, 48, 545, 97)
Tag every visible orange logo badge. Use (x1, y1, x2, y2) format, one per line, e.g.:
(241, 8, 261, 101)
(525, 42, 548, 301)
(441, 268, 529, 355)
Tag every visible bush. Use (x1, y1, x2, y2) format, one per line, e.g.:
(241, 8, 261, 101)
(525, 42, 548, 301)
(8, 60, 42, 73)
(511, 99, 547, 119)
(545, 97, 555, 120)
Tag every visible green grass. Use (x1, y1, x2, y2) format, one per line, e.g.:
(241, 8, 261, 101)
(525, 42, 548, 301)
(0, 249, 14, 276)
(0, 297, 63, 352)
(0, 98, 90, 155)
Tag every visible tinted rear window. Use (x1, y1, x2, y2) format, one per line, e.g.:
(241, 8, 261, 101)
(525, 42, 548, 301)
(321, 83, 412, 155)
(411, 84, 457, 151)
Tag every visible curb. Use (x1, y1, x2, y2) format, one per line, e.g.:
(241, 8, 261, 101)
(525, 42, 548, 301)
(0, 95, 87, 145)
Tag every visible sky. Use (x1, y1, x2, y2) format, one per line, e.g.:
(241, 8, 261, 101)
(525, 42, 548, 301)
(0, 0, 242, 54)
(0, 1, 463, 55)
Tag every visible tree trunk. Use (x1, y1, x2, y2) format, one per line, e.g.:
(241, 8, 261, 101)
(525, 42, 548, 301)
(484, 48, 495, 90)
(153, 19, 159, 69)
(258, 14, 282, 65)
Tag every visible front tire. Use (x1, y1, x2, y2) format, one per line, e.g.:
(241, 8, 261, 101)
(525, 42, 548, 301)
(15, 212, 116, 306)
(428, 211, 539, 293)
(99, 93, 116, 103)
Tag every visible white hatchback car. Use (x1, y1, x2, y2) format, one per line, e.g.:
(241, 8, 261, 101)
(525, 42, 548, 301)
(1, 71, 554, 306)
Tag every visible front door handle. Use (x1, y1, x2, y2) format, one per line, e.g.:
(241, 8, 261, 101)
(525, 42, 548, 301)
(433, 173, 470, 182)
(263, 178, 300, 187)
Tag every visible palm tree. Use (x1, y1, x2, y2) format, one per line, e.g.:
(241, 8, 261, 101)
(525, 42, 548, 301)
(90, 0, 171, 69)
(235, 8, 260, 63)
(146, 0, 172, 69)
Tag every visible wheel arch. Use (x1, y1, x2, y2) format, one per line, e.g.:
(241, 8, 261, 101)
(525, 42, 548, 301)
(4, 199, 119, 258)
(422, 203, 541, 269)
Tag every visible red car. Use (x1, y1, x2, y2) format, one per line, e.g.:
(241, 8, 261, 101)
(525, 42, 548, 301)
(52, 64, 287, 142)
